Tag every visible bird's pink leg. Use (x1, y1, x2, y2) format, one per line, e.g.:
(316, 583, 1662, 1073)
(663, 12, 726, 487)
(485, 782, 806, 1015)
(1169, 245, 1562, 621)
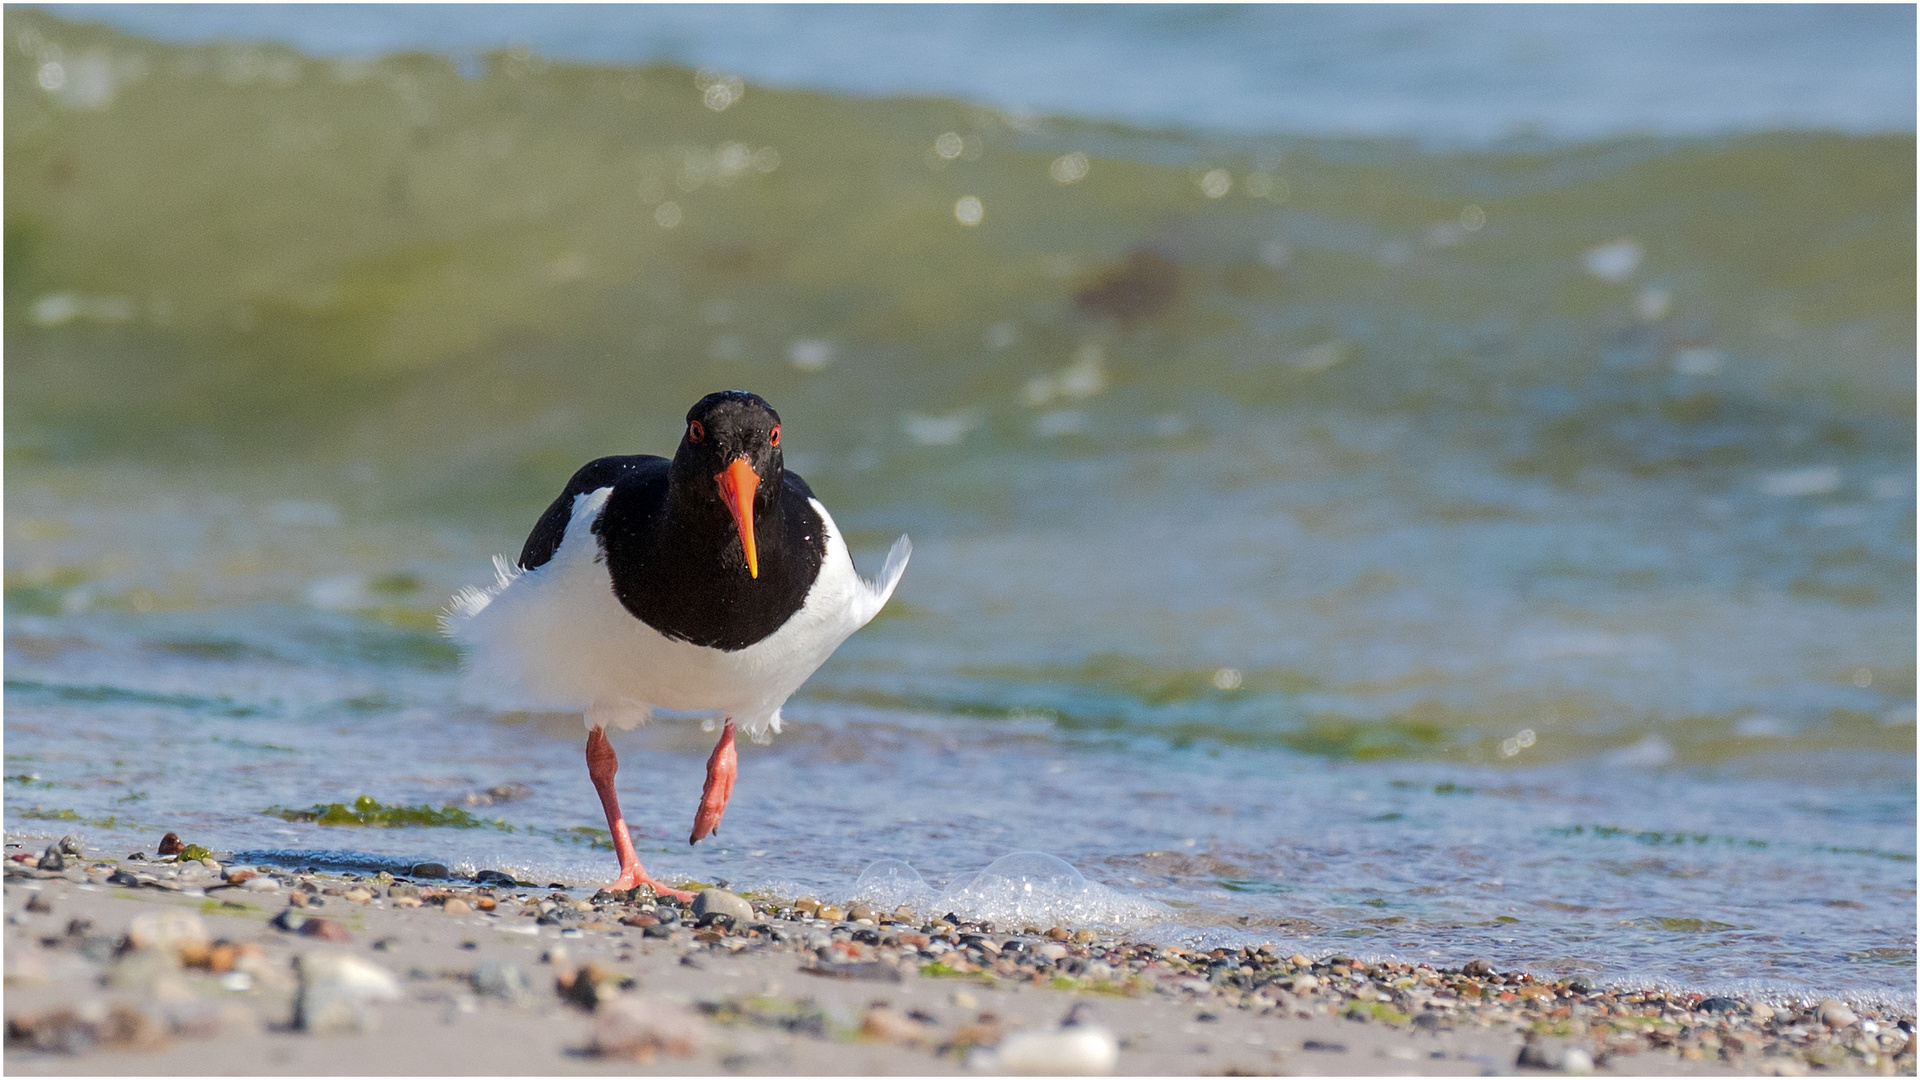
(585, 726, 694, 902)
(689, 719, 737, 845)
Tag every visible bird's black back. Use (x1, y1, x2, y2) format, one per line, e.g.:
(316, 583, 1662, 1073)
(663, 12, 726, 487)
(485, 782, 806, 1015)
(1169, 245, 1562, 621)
(518, 455, 666, 571)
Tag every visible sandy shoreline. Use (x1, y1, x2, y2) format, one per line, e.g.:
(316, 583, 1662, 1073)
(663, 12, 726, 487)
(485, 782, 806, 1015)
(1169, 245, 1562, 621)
(3, 842, 1912, 1076)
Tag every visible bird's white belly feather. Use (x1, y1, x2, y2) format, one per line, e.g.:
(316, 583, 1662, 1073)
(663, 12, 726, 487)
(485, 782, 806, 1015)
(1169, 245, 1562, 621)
(444, 487, 888, 740)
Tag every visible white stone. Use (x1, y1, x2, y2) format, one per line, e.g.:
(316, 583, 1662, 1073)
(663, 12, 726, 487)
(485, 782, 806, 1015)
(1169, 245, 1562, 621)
(126, 910, 209, 954)
(994, 1026, 1119, 1075)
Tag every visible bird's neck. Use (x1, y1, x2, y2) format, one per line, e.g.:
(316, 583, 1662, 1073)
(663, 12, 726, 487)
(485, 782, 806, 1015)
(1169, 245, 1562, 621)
(661, 473, 783, 558)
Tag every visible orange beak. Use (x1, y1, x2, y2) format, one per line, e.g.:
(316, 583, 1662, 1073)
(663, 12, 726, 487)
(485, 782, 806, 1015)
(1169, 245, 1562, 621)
(714, 458, 760, 578)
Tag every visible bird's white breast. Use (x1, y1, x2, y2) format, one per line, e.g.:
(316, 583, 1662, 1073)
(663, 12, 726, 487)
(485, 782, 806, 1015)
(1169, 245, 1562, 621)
(444, 487, 887, 740)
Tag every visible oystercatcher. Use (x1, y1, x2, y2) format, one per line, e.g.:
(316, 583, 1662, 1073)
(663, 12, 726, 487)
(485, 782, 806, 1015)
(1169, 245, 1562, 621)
(445, 391, 910, 900)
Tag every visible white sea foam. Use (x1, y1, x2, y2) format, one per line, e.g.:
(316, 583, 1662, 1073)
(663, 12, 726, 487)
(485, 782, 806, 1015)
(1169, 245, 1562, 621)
(854, 853, 1167, 929)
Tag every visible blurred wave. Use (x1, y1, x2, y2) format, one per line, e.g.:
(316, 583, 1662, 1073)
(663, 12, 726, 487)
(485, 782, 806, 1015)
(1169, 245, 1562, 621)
(38, 4, 1920, 141)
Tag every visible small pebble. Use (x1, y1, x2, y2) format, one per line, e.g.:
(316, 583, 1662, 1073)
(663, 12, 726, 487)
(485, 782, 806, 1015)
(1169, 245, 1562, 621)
(242, 876, 280, 893)
(444, 898, 473, 916)
(591, 994, 703, 1060)
(299, 917, 352, 942)
(1820, 999, 1859, 1029)
(817, 904, 846, 922)
(860, 1004, 924, 1043)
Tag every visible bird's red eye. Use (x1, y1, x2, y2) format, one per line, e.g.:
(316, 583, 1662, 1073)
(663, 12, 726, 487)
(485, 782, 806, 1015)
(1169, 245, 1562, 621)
(769, 425, 780, 447)
(688, 420, 705, 443)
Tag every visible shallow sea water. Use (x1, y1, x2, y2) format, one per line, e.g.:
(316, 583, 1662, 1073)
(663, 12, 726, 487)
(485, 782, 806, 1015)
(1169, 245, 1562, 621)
(3, 8, 1914, 1007)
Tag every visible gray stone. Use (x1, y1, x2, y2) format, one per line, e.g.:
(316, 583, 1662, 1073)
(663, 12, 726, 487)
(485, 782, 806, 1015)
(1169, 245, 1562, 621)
(691, 889, 753, 924)
(294, 953, 402, 1034)
(1518, 1037, 1594, 1074)
(1819, 999, 1858, 1029)
(473, 961, 534, 1006)
(55, 835, 83, 857)
(409, 862, 450, 880)
(37, 846, 66, 872)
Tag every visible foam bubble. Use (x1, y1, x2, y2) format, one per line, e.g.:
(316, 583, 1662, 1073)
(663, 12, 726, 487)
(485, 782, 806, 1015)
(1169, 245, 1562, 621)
(849, 858, 938, 910)
(935, 852, 1167, 929)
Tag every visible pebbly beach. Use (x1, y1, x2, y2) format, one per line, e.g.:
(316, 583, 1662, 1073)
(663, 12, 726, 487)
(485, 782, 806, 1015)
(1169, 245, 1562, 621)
(5, 836, 1913, 1076)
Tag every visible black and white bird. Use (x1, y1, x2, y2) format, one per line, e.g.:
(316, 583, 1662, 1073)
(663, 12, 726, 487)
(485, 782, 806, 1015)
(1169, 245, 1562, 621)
(444, 391, 910, 899)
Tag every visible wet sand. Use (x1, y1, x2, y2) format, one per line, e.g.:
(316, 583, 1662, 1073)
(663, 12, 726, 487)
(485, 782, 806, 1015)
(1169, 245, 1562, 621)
(4, 848, 1912, 1076)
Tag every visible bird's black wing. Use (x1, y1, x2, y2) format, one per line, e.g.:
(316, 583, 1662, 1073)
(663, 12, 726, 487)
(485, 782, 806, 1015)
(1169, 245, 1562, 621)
(518, 455, 669, 570)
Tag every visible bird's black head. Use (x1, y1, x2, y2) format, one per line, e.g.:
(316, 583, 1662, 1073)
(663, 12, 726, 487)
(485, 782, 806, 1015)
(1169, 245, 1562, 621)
(672, 390, 784, 579)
